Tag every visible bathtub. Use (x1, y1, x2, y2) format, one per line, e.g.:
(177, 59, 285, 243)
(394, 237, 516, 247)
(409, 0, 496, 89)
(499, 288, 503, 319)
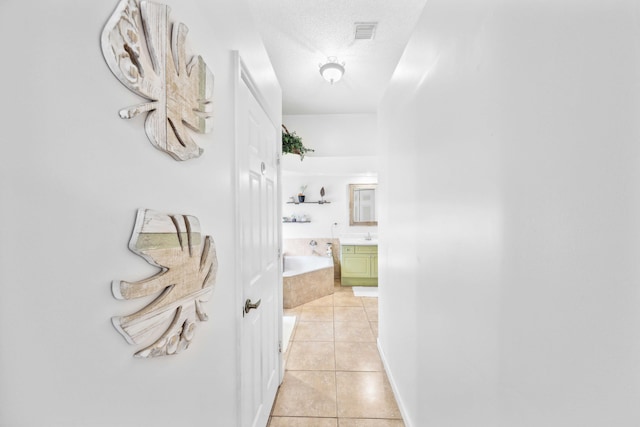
(282, 256, 334, 308)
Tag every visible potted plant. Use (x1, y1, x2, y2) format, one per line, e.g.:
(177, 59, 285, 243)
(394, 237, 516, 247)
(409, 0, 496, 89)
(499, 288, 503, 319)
(298, 185, 307, 203)
(282, 125, 314, 160)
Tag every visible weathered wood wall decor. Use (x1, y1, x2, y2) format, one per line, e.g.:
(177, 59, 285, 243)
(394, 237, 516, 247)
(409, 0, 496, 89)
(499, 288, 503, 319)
(101, 0, 214, 161)
(113, 209, 218, 358)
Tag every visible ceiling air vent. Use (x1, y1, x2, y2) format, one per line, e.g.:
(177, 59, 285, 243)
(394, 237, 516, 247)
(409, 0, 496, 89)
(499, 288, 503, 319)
(354, 22, 377, 40)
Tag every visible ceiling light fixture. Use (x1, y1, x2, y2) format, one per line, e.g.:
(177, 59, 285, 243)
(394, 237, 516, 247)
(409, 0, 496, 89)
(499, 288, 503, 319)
(319, 57, 345, 84)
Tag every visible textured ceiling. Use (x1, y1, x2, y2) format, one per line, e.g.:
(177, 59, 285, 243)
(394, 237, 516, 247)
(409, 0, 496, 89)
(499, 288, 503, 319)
(246, 0, 428, 115)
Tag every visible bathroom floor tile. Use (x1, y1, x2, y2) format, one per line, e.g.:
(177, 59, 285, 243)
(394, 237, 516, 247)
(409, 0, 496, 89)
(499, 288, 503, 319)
(272, 371, 337, 418)
(269, 417, 338, 427)
(361, 298, 378, 310)
(287, 341, 336, 371)
(334, 306, 368, 322)
(335, 342, 383, 372)
(336, 372, 402, 419)
(334, 284, 352, 293)
(369, 321, 378, 337)
(301, 306, 334, 322)
(363, 305, 378, 322)
(294, 321, 334, 341)
(334, 321, 375, 343)
(337, 419, 405, 427)
(275, 286, 403, 425)
(333, 294, 364, 307)
(282, 348, 291, 368)
(306, 294, 335, 307)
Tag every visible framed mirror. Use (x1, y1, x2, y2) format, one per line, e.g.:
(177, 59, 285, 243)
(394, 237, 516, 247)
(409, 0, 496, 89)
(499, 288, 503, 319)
(349, 184, 377, 226)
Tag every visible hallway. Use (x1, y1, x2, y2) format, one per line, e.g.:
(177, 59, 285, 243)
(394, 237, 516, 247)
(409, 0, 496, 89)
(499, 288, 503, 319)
(268, 284, 404, 427)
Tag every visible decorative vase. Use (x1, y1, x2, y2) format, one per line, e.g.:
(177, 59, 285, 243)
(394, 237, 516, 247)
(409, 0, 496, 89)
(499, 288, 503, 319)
(298, 195, 305, 203)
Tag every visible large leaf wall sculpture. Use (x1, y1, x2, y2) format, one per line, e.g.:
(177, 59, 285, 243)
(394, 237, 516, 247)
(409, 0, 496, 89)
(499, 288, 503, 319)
(101, 0, 214, 161)
(112, 209, 218, 358)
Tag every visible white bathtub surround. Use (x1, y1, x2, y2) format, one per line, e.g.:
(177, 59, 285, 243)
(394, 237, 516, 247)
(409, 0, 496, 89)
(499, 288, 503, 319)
(283, 238, 341, 278)
(283, 255, 333, 277)
(282, 256, 335, 308)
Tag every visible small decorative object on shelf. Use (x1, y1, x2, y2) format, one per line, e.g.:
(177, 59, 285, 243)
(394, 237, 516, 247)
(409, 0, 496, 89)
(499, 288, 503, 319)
(298, 185, 307, 203)
(319, 187, 326, 204)
(283, 214, 311, 223)
(282, 125, 314, 160)
(286, 200, 331, 204)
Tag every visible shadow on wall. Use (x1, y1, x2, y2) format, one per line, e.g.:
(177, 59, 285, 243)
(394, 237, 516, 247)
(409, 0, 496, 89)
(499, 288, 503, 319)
(283, 238, 341, 279)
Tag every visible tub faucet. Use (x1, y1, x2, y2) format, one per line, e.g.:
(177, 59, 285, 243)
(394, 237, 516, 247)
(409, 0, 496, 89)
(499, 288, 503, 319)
(309, 240, 319, 256)
(365, 232, 372, 241)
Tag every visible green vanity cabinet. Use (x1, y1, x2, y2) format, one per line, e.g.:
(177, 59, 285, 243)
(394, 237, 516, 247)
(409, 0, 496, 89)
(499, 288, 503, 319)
(341, 245, 378, 286)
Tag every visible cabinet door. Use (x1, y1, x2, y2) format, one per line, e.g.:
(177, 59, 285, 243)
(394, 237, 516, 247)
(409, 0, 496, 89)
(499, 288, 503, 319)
(342, 254, 371, 278)
(371, 254, 378, 278)
(355, 245, 377, 254)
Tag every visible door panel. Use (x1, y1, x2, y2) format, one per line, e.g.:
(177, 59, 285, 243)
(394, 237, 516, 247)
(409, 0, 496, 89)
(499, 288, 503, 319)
(343, 254, 372, 278)
(238, 64, 281, 427)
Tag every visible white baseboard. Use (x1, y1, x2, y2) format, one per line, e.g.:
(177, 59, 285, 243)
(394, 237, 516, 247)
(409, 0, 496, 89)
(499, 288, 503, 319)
(377, 338, 414, 427)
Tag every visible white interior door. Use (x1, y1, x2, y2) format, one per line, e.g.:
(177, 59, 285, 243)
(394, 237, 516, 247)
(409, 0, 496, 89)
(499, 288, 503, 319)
(236, 57, 282, 427)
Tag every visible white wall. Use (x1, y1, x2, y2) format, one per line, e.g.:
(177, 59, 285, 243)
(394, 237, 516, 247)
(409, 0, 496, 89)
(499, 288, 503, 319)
(379, 1, 640, 426)
(0, 1, 280, 426)
(283, 114, 377, 157)
(281, 169, 377, 239)
(281, 113, 379, 240)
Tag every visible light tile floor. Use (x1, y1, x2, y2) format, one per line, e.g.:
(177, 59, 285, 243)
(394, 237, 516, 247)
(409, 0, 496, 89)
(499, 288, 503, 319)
(268, 283, 405, 427)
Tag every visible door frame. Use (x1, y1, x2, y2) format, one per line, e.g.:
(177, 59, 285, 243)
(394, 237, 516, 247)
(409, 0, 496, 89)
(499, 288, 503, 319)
(233, 51, 283, 426)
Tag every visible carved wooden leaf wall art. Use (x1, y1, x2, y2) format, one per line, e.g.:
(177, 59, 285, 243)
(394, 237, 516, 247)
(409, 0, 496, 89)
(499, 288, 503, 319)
(101, 0, 214, 161)
(113, 209, 218, 358)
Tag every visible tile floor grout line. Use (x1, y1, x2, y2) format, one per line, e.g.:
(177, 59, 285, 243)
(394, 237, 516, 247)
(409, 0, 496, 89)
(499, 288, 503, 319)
(271, 285, 404, 426)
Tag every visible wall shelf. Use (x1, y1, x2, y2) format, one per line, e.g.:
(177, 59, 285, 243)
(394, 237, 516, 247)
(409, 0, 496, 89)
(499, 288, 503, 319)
(282, 220, 311, 223)
(286, 201, 331, 204)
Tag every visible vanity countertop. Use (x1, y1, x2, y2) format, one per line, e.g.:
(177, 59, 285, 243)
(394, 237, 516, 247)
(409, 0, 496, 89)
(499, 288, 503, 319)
(339, 238, 378, 246)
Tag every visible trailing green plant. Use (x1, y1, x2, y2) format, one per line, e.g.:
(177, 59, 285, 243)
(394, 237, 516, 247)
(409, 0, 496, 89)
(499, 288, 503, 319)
(282, 124, 314, 160)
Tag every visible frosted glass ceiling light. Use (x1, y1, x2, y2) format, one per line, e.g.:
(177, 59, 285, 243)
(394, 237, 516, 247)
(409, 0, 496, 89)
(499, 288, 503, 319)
(319, 57, 345, 84)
